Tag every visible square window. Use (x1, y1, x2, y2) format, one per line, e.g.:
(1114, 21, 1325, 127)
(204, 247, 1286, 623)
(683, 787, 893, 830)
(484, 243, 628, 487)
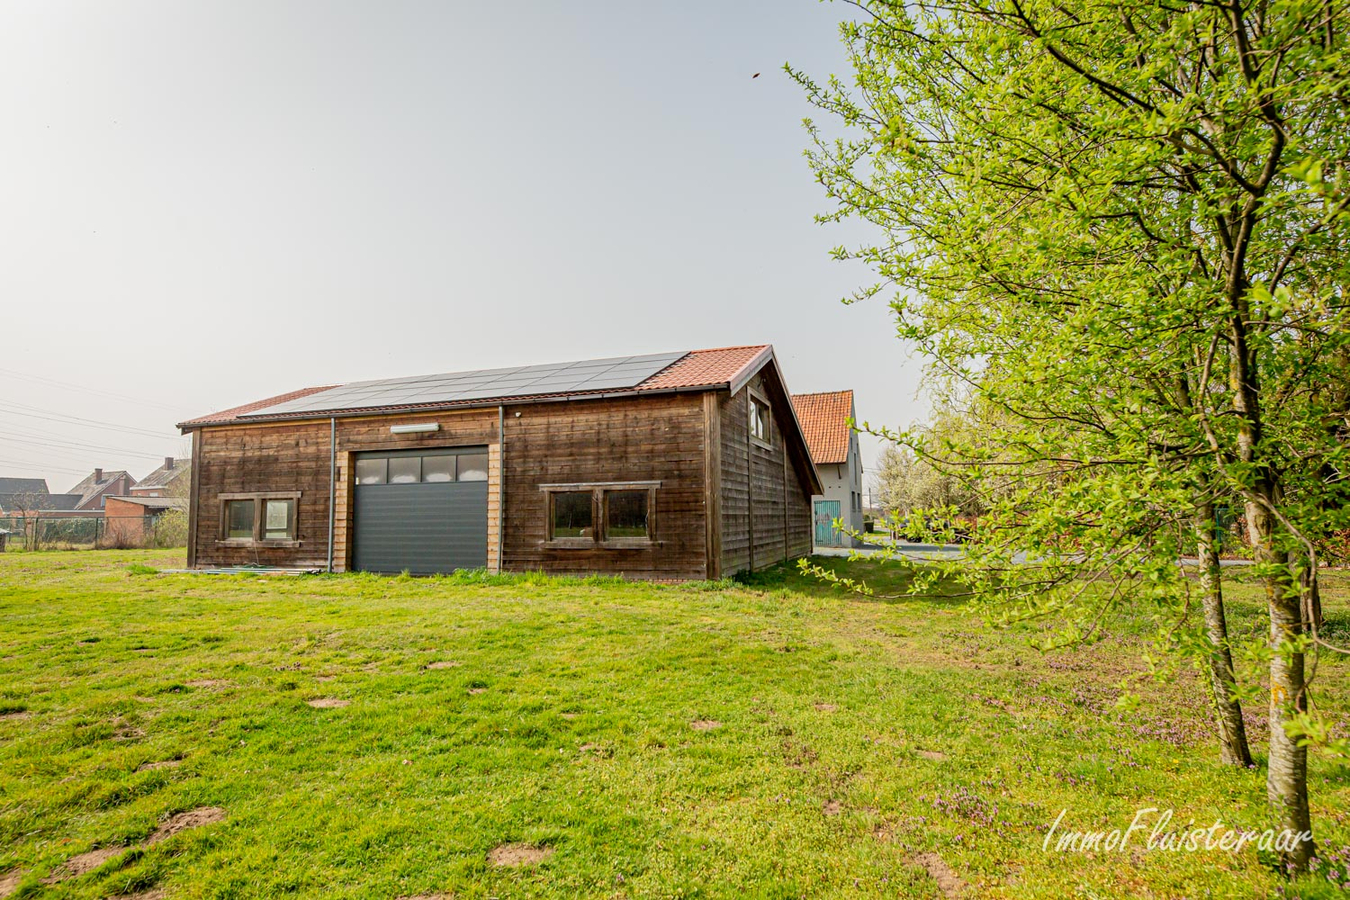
(457, 453, 489, 482)
(263, 499, 296, 540)
(750, 397, 772, 444)
(225, 500, 254, 539)
(389, 457, 421, 484)
(422, 455, 454, 482)
(606, 491, 649, 539)
(356, 458, 387, 485)
(551, 491, 593, 538)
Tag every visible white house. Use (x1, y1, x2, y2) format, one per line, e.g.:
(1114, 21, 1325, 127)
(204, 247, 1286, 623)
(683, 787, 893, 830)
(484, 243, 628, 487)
(790, 390, 864, 548)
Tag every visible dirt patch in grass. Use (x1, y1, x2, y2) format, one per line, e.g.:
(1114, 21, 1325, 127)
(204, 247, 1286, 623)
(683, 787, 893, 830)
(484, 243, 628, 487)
(185, 679, 228, 689)
(917, 749, 947, 761)
(0, 710, 29, 722)
(0, 869, 23, 898)
(467, 687, 487, 695)
(487, 843, 554, 867)
(110, 890, 166, 900)
(823, 799, 843, 816)
(43, 846, 123, 882)
(146, 806, 227, 845)
(395, 894, 453, 900)
(814, 702, 837, 712)
(112, 719, 146, 742)
(306, 698, 350, 709)
(783, 740, 818, 770)
(914, 852, 965, 899)
(136, 759, 181, 773)
(424, 661, 460, 669)
(559, 712, 579, 719)
(689, 719, 721, 731)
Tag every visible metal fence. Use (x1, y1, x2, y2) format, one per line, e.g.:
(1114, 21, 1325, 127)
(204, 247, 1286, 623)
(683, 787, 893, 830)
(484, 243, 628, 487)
(0, 514, 187, 551)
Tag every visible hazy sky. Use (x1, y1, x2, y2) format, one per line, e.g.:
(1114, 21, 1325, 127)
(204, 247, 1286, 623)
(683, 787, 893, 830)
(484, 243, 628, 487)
(0, 1, 928, 495)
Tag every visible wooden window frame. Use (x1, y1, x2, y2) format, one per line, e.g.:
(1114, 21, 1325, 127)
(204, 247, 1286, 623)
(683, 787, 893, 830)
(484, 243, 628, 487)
(217, 491, 302, 548)
(749, 390, 773, 451)
(540, 481, 660, 549)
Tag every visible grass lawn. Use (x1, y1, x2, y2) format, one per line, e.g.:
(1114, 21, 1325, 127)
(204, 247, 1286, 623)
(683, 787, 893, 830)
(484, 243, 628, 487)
(1, 551, 1348, 899)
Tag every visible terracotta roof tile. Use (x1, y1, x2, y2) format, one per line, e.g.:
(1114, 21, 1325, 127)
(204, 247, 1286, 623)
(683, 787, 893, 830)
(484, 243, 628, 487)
(791, 390, 854, 465)
(182, 385, 339, 426)
(636, 345, 769, 391)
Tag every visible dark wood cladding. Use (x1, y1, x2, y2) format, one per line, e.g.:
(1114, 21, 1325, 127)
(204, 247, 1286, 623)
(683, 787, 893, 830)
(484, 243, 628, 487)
(718, 371, 814, 574)
(189, 375, 814, 580)
(192, 418, 336, 569)
(501, 393, 708, 580)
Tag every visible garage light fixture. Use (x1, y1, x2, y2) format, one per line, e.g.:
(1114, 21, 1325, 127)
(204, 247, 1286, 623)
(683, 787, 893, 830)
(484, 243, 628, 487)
(390, 423, 440, 434)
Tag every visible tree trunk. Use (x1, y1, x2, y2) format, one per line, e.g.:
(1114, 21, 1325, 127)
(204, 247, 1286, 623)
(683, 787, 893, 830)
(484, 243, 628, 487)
(1248, 499, 1315, 870)
(1195, 502, 1253, 767)
(1298, 558, 1323, 633)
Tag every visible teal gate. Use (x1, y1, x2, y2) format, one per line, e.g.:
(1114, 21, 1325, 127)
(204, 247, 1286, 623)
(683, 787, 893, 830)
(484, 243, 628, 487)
(814, 499, 842, 547)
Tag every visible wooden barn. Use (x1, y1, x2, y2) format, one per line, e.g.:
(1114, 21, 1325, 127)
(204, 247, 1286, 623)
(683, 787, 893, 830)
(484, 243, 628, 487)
(178, 345, 821, 580)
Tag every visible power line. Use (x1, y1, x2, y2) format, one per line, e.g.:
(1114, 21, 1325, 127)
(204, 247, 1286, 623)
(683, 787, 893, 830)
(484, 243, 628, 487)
(0, 365, 184, 413)
(0, 455, 91, 478)
(0, 432, 168, 461)
(0, 401, 176, 440)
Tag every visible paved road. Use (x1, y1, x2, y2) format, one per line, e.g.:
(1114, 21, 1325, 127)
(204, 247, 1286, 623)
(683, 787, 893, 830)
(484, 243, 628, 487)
(813, 544, 1253, 567)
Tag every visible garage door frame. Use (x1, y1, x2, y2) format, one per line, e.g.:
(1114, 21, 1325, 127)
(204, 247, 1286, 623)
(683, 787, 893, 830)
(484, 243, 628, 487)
(352, 445, 489, 575)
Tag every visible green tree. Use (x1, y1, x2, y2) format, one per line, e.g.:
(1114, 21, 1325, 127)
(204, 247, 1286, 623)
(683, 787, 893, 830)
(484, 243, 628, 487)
(793, 0, 1350, 870)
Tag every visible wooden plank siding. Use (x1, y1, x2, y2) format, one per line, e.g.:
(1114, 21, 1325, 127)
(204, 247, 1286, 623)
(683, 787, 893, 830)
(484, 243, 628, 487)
(500, 394, 709, 580)
(718, 371, 815, 575)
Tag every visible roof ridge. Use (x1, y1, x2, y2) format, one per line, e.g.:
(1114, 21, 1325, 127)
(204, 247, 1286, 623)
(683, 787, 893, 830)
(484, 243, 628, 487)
(688, 343, 770, 353)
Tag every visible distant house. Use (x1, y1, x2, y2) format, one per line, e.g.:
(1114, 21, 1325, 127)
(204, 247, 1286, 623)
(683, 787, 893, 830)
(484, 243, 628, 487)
(65, 469, 136, 511)
(178, 345, 822, 579)
(0, 477, 51, 515)
(130, 458, 190, 498)
(791, 390, 864, 549)
(0, 477, 86, 516)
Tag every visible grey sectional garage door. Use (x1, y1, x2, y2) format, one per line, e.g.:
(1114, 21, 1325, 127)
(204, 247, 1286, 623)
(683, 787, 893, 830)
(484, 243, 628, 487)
(353, 447, 488, 574)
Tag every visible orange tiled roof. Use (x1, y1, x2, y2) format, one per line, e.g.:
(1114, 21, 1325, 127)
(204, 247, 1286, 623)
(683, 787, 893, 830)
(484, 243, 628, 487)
(790, 390, 854, 465)
(637, 345, 768, 391)
(185, 386, 339, 425)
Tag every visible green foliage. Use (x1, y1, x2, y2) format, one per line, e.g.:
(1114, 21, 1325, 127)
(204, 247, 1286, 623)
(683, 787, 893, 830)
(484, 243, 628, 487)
(794, 0, 1349, 865)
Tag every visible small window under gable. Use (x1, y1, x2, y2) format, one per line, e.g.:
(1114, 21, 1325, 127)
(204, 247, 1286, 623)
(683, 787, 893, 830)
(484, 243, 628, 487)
(749, 394, 772, 448)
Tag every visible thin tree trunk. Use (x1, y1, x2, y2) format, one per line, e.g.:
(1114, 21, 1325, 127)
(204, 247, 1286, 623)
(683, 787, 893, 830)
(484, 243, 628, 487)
(1195, 501, 1253, 767)
(1298, 557, 1323, 632)
(1228, 310, 1314, 870)
(1247, 497, 1315, 870)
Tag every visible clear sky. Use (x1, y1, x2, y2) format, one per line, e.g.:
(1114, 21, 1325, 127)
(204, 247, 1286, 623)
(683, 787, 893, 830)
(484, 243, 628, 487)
(0, 0, 928, 496)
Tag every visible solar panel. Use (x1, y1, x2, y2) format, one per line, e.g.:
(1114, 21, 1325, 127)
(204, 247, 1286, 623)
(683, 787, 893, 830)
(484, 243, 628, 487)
(242, 351, 687, 418)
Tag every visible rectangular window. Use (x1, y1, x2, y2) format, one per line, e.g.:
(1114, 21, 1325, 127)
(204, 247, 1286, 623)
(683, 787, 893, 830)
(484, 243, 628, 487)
(388, 456, 421, 484)
(355, 458, 387, 485)
(225, 500, 254, 540)
(421, 455, 454, 482)
(542, 482, 658, 547)
(457, 452, 489, 482)
(750, 396, 772, 445)
(606, 490, 649, 539)
(219, 492, 301, 545)
(262, 499, 296, 540)
(551, 491, 593, 538)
